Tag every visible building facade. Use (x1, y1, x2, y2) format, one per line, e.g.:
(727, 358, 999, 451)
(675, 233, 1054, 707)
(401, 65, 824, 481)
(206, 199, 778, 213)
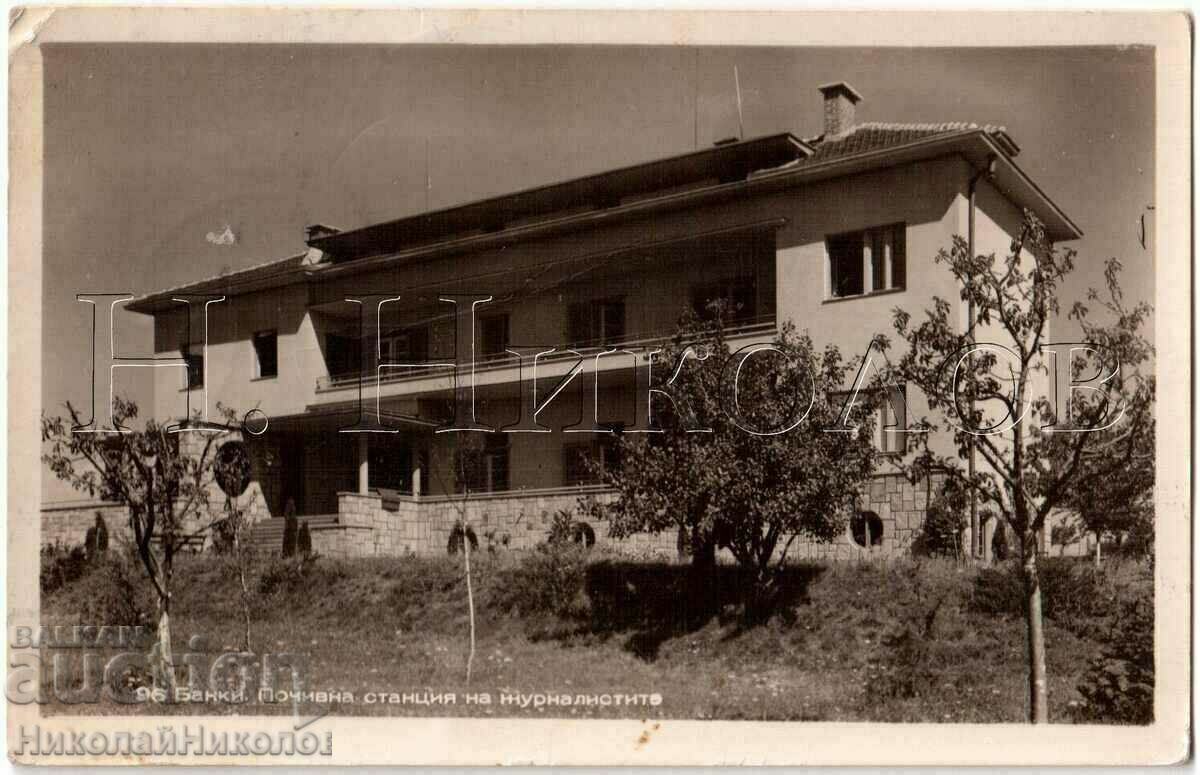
(52, 82, 1080, 559)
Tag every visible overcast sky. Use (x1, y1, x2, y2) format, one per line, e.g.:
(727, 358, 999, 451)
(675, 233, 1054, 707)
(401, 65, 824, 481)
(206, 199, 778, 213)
(42, 44, 1154, 499)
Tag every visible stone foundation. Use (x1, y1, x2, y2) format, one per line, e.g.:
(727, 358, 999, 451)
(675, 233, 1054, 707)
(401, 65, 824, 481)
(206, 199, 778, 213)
(44, 473, 950, 560)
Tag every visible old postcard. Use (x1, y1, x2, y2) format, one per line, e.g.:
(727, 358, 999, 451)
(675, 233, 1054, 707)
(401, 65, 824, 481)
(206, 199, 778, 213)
(8, 8, 1191, 766)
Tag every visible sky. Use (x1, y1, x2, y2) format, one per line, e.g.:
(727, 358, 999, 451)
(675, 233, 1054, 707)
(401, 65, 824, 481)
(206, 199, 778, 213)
(42, 44, 1155, 500)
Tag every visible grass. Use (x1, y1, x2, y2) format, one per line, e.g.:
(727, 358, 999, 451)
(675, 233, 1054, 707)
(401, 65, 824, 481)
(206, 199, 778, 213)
(38, 546, 1150, 722)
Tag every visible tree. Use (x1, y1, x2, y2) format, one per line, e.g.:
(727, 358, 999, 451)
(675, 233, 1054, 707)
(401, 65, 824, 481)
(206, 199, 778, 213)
(1058, 421, 1155, 565)
(42, 397, 231, 691)
(596, 308, 878, 624)
(214, 440, 255, 652)
(887, 211, 1154, 723)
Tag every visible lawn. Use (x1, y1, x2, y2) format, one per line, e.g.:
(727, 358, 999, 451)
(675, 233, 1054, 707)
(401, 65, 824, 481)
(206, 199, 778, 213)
(37, 545, 1151, 723)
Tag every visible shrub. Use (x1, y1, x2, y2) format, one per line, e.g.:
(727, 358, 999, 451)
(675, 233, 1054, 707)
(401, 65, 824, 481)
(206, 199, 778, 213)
(257, 554, 331, 597)
(990, 520, 1010, 561)
(85, 513, 110, 560)
(282, 508, 298, 559)
(970, 558, 1113, 635)
(298, 521, 313, 557)
(1076, 591, 1154, 724)
(81, 551, 150, 628)
(48, 546, 149, 628)
(547, 509, 596, 550)
(916, 487, 967, 558)
(494, 543, 589, 618)
(546, 509, 575, 545)
(210, 512, 237, 554)
(41, 542, 89, 595)
(447, 524, 478, 555)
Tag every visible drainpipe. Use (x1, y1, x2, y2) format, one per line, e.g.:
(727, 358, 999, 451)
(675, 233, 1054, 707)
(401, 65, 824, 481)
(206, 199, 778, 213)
(967, 155, 997, 559)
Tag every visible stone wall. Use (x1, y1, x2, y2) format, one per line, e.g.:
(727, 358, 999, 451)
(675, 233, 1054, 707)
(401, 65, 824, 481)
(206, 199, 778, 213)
(45, 473, 955, 560)
(788, 472, 944, 562)
(39, 486, 272, 551)
(41, 501, 132, 549)
(316, 487, 679, 558)
(316, 474, 937, 559)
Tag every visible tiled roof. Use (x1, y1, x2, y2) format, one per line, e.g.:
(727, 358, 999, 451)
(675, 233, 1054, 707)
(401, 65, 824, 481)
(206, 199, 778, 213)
(804, 121, 1016, 163)
(126, 253, 308, 312)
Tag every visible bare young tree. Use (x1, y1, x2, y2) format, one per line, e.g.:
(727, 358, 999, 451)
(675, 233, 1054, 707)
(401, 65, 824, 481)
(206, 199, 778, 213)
(888, 211, 1154, 723)
(213, 439, 256, 652)
(42, 398, 233, 691)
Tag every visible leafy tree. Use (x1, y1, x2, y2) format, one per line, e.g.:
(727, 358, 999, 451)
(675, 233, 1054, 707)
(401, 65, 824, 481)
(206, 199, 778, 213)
(887, 211, 1154, 722)
(596, 309, 877, 624)
(42, 397, 231, 690)
(1058, 421, 1155, 565)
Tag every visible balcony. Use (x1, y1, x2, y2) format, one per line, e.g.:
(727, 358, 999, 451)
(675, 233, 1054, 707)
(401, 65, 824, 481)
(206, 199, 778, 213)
(313, 314, 777, 395)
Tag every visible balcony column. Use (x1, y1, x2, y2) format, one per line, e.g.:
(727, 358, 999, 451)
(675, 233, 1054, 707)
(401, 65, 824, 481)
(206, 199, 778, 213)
(357, 434, 369, 495)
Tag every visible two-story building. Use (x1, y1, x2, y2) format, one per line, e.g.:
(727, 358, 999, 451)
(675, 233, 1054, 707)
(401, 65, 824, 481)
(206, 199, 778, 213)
(104, 81, 1080, 559)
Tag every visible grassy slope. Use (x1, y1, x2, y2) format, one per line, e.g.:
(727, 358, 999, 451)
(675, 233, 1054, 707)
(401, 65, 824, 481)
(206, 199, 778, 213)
(41, 550, 1142, 722)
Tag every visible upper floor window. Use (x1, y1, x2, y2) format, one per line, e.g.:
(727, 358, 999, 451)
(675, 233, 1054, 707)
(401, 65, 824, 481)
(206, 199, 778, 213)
(691, 276, 758, 323)
(325, 334, 362, 377)
(253, 330, 278, 379)
(380, 326, 429, 364)
(479, 314, 510, 358)
(182, 345, 204, 389)
(827, 223, 906, 299)
(567, 297, 626, 346)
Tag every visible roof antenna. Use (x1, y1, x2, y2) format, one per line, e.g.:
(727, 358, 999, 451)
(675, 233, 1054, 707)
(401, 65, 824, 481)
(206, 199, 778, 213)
(734, 65, 745, 140)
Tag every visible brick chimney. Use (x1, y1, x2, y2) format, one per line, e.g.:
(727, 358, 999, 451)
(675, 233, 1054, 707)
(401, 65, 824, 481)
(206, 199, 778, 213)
(818, 82, 863, 137)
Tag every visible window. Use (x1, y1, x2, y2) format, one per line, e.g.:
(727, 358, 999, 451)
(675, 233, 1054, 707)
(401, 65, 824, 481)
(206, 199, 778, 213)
(380, 326, 429, 364)
(325, 334, 362, 377)
(691, 276, 758, 323)
(877, 385, 908, 455)
(182, 345, 204, 389)
(563, 430, 624, 486)
(567, 298, 626, 345)
(850, 511, 885, 548)
(460, 433, 510, 493)
(830, 385, 907, 455)
(479, 314, 510, 358)
(253, 330, 278, 379)
(827, 223, 906, 298)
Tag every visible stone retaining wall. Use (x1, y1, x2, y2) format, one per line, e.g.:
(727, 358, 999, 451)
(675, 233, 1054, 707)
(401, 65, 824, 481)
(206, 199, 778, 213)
(39, 484, 272, 551)
(41, 502, 133, 549)
(321, 488, 679, 558)
(45, 473, 953, 560)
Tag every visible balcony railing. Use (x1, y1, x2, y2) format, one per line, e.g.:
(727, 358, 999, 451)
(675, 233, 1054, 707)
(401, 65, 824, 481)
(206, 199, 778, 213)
(314, 314, 777, 393)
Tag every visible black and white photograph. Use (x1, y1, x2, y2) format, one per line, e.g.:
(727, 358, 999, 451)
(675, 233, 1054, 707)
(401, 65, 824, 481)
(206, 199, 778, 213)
(8, 8, 1190, 766)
